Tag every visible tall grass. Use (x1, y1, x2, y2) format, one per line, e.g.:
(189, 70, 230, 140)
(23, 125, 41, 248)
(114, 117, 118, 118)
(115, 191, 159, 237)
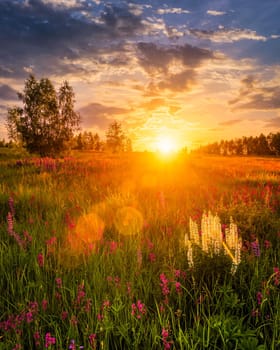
(0, 152, 280, 349)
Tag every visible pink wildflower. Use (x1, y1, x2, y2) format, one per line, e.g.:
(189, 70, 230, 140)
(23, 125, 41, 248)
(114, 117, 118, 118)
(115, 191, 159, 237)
(23, 230, 32, 243)
(55, 277, 62, 289)
(149, 252, 156, 262)
(89, 334, 97, 349)
(42, 299, 48, 311)
(33, 331, 41, 347)
(37, 253, 44, 267)
(162, 328, 172, 349)
(264, 240, 271, 249)
(12, 344, 22, 350)
(257, 291, 263, 305)
(131, 300, 146, 319)
(76, 283, 86, 305)
(174, 281, 182, 294)
(160, 273, 170, 303)
(61, 311, 68, 321)
(8, 197, 15, 216)
(251, 240, 260, 257)
(45, 332, 56, 348)
(26, 311, 33, 323)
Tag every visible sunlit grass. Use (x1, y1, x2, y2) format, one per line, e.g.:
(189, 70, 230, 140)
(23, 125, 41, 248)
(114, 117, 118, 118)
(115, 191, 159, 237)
(1, 151, 280, 348)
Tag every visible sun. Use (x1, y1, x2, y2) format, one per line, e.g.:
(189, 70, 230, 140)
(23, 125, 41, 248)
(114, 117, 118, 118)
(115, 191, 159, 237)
(156, 136, 176, 154)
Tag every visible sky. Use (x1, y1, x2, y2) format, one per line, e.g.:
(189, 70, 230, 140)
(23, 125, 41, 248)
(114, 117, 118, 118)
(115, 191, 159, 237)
(0, 0, 280, 151)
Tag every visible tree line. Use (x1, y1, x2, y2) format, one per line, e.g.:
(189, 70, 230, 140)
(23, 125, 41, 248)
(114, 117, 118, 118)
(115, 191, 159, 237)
(5, 75, 132, 156)
(194, 133, 280, 156)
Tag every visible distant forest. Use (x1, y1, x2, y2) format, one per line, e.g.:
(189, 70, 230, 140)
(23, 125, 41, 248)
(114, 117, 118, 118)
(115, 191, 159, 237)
(194, 133, 280, 156)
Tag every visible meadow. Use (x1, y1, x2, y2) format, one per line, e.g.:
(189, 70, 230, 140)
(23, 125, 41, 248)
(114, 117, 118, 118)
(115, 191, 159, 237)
(1, 149, 280, 349)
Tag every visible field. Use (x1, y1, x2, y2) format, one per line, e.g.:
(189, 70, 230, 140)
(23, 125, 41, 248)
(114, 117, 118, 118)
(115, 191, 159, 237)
(1, 149, 280, 349)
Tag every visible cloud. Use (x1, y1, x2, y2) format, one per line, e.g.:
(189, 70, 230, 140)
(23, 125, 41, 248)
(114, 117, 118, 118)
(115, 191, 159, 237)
(157, 8, 190, 15)
(219, 119, 242, 126)
(207, 10, 226, 16)
(229, 76, 280, 110)
(0, 0, 145, 78)
(0, 84, 18, 101)
(79, 102, 130, 129)
(136, 42, 215, 93)
(158, 70, 196, 91)
(137, 42, 214, 73)
(189, 28, 267, 43)
(141, 98, 166, 111)
(265, 117, 280, 128)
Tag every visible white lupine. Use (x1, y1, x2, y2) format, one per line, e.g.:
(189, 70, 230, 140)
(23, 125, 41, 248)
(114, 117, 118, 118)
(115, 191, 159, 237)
(189, 217, 200, 245)
(188, 211, 242, 272)
(186, 239, 194, 267)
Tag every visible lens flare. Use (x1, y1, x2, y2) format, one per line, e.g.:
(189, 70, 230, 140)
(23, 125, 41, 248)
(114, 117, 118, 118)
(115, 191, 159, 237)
(66, 212, 104, 255)
(114, 206, 143, 236)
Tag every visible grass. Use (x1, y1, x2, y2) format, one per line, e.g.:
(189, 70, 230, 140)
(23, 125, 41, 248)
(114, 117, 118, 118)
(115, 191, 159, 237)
(0, 150, 280, 349)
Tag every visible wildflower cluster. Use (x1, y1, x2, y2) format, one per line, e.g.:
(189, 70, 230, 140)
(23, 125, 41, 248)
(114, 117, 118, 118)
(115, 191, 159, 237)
(7, 197, 32, 250)
(186, 211, 242, 271)
(131, 300, 146, 319)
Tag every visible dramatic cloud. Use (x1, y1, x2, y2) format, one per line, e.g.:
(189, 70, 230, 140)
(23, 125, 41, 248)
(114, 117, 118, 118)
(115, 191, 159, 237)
(79, 102, 131, 128)
(137, 42, 214, 73)
(0, 0, 279, 147)
(0, 0, 145, 78)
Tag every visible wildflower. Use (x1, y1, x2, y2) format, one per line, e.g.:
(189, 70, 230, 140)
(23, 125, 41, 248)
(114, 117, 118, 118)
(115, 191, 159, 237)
(76, 283, 86, 305)
(55, 292, 62, 301)
(257, 291, 263, 305)
(131, 300, 146, 319)
(61, 311, 68, 321)
(8, 197, 15, 216)
(174, 281, 182, 295)
(46, 236, 57, 246)
(26, 311, 33, 323)
(160, 273, 170, 300)
(102, 300, 111, 309)
(69, 339, 84, 349)
(89, 334, 97, 349)
(37, 253, 44, 267)
(109, 240, 118, 253)
(45, 332, 56, 348)
(264, 240, 271, 249)
(251, 240, 260, 257)
(7, 212, 25, 249)
(162, 327, 172, 350)
(23, 230, 32, 243)
(33, 331, 40, 347)
(148, 252, 156, 262)
(55, 277, 62, 289)
(97, 313, 103, 321)
(42, 299, 48, 311)
(84, 298, 92, 313)
(12, 344, 22, 350)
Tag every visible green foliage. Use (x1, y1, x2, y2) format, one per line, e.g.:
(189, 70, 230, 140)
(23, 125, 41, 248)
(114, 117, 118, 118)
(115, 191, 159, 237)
(0, 154, 280, 348)
(6, 75, 80, 156)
